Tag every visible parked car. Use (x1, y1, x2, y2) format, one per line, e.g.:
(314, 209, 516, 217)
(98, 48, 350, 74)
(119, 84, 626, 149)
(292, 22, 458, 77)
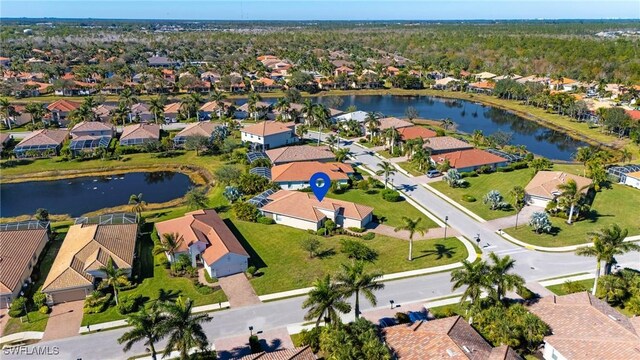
(426, 170, 441, 178)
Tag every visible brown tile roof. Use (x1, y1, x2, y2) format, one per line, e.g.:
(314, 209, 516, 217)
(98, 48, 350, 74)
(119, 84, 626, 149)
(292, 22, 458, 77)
(378, 117, 414, 131)
(398, 126, 437, 141)
(239, 346, 315, 360)
(271, 161, 353, 182)
(155, 209, 248, 265)
(528, 292, 640, 360)
(164, 102, 181, 114)
(242, 121, 296, 137)
(47, 99, 80, 112)
(383, 316, 512, 360)
(0, 132, 11, 145)
(469, 81, 496, 90)
(424, 136, 473, 152)
(266, 145, 334, 164)
(525, 171, 593, 200)
(71, 121, 114, 135)
(131, 103, 151, 114)
(175, 121, 220, 138)
(120, 123, 160, 142)
(0, 229, 48, 295)
(16, 129, 68, 148)
(261, 190, 373, 222)
(199, 100, 233, 112)
(42, 223, 138, 293)
(237, 101, 272, 113)
(93, 104, 115, 117)
(487, 346, 522, 360)
(256, 77, 276, 86)
(431, 149, 507, 169)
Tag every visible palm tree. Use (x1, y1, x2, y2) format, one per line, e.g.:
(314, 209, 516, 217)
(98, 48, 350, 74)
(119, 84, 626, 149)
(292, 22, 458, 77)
(0, 98, 12, 129)
(119, 88, 138, 123)
(209, 90, 227, 118)
(128, 193, 147, 222)
(509, 186, 526, 229)
(312, 104, 331, 145)
(274, 97, 290, 121)
(154, 232, 184, 262)
(111, 103, 130, 128)
(574, 146, 596, 176)
(441, 118, 454, 131)
(411, 148, 430, 172)
(620, 148, 633, 163)
(302, 274, 351, 327)
(301, 98, 315, 125)
(159, 297, 212, 360)
(334, 148, 351, 163)
(247, 92, 262, 121)
(487, 252, 524, 303)
(25, 102, 46, 126)
(325, 134, 338, 148)
(335, 261, 384, 319)
(451, 260, 490, 308)
(557, 179, 589, 224)
(364, 112, 381, 142)
(118, 307, 166, 360)
(99, 257, 130, 306)
(384, 127, 400, 153)
(471, 129, 485, 146)
(376, 161, 396, 187)
(394, 217, 426, 261)
(148, 96, 166, 124)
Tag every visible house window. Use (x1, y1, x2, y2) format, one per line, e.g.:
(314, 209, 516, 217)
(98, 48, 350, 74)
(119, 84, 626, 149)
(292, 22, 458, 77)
(275, 214, 281, 221)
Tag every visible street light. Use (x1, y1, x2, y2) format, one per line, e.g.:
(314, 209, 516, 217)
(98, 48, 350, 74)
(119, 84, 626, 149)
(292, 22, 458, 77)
(390, 300, 395, 309)
(249, 326, 254, 336)
(443, 216, 449, 240)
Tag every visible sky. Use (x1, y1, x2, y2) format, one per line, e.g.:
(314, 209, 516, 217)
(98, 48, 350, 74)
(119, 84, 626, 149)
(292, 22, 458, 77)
(1, 0, 639, 21)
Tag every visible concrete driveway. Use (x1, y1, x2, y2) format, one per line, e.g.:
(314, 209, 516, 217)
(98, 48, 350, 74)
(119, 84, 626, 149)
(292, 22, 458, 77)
(42, 300, 84, 341)
(218, 273, 261, 308)
(0, 308, 9, 337)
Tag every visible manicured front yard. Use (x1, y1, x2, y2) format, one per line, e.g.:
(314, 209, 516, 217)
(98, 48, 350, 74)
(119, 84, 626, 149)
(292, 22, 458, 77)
(397, 161, 426, 177)
(546, 279, 594, 296)
(504, 183, 640, 247)
(430, 169, 536, 220)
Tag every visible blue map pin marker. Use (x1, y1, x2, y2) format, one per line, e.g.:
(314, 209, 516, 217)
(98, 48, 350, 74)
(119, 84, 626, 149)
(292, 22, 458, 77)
(310, 172, 330, 202)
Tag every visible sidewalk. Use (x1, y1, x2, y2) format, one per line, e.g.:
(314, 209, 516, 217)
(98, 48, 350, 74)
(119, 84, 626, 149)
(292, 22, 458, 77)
(367, 223, 460, 241)
(498, 231, 640, 252)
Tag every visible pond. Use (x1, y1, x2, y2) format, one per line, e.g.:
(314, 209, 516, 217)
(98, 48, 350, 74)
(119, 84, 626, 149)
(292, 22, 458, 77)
(0, 171, 193, 218)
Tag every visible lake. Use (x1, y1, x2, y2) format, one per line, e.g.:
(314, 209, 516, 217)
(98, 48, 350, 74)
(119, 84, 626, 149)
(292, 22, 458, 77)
(0, 171, 193, 218)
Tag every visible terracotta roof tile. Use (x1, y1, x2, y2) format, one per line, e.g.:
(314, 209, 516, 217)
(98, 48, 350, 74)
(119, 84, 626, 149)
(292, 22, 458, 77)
(424, 136, 473, 152)
(398, 126, 437, 141)
(242, 121, 296, 137)
(266, 145, 334, 164)
(0, 229, 48, 295)
(120, 123, 160, 142)
(71, 121, 114, 134)
(378, 117, 414, 131)
(431, 149, 507, 170)
(271, 161, 353, 182)
(175, 121, 220, 138)
(47, 99, 81, 112)
(239, 346, 315, 360)
(15, 129, 68, 148)
(525, 171, 592, 200)
(261, 190, 372, 222)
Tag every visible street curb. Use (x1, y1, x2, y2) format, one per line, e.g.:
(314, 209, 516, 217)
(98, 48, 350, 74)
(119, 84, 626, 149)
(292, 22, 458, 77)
(0, 331, 44, 346)
(497, 230, 640, 252)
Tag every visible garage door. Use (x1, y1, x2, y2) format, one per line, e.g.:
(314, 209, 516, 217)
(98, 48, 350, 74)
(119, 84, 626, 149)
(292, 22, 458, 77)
(51, 289, 88, 304)
(214, 261, 247, 277)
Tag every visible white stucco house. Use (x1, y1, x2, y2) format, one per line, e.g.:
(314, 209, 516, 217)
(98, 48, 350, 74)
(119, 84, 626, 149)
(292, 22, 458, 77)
(524, 171, 593, 207)
(155, 209, 249, 278)
(622, 171, 640, 189)
(260, 190, 374, 231)
(333, 110, 368, 124)
(270, 161, 354, 190)
(240, 121, 297, 151)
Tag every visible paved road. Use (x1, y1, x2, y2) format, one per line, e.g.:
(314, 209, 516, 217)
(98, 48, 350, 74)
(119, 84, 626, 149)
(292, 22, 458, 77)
(4, 132, 639, 360)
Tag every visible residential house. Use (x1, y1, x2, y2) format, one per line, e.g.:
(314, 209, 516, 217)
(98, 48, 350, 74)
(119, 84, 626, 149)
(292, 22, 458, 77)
(383, 316, 522, 360)
(54, 80, 97, 96)
(238, 346, 315, 360)
(235, 101, 272, 120)
(164, 102, 182, 121)
(199, 100, 234, 119)
(240, 121, 297, 151)
(42, 223, 138, 304)
(14, 129, 68, 158)
(529, 292, 640, 360)
(524, 171, 593, 207)
(120, 123, 160, 146)
(69, 121, 115, 155)
(47, 99, 81, 125)
(3, 104, 31, 127)
(130, 103, 155, 123)
(333, 110, 368, 124)
(474, 72, 497, 80)
(155, 210, 249, 278)
(468, 81, 496, 94)
(200, 71, 221, 83)
(334, 66, 355, 77)
(0, 222, 50, 308)
(147, 56, 179, 68)
(0, 56, 11, 67)
(93, 104, 115, 123)
(377, 117, 414, 133)
(494, 74, 523, 81)
(622, 171, 640, 189)
(386, 66, 401, 76)
(424, 136, 473, 154)
(270, 161, 354, 190)
(0, 132, 11, 152)
(260, 190, 373, 231)
(173, 121, 221, 147)
(433, 76, 460, 90)
(431, 148, 509, 173)
(266, 145, 335, 165)
(516, 75, 550, 85)
(252, 77, 282, 92)
(550, 78, 579, 92)
(397, 126, 437, 142)
(626, 110, 640, 122)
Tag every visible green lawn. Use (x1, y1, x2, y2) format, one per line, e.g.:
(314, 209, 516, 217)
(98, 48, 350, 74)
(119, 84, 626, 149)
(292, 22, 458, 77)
(430, 169, 536, 220)
(546, 279, 594, 296)
(504, 183, 640, 247)
(377, 150, 396, 159)
(397, 161, 426, 177)
(328, 188, 438, 229)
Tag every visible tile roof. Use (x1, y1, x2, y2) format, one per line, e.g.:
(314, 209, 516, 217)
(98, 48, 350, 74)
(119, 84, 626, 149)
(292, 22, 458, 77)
(271, 161, 353, 182)
(525, 171, 593, 200)
(238, 346, 315, 360)
(16, 129, 68, 148)
(378, 117, 414, 131)
(242, 121, 296, 137)
(93, 104, 115, 117)
(424, 136, 473, 152)
(237, 101, 272, 113)
(175, 121, 220, 138)
(0, 132, 11, 145)
(469, 81, 496, 90)
(164, 102, 182, 114)
(266, 145, 335, 164)
(261, 190, 373, 222)
(120, 123, 160, 142)
(199, 100, 233, 112)
(0, 229, 48, 295)
(47, 99, 80, 112)
(626, 110, 640, 121)
(42, 223, 138, 292)
(71, 121, 114, 134)
(383, 316, 520, 360)
(131, 103, 151, 114)
(431, 149, 507, 169)
(155, 209, 248, 265)
(528, 292, 640, 360)
(398, 126, 437, 141)
(627, 171, 640, 180)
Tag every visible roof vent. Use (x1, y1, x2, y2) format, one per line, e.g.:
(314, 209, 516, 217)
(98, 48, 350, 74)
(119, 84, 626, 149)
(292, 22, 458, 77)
(446, 349, 456, 357)
(608, 314, 619, 321)
(463, 346, 471, 353)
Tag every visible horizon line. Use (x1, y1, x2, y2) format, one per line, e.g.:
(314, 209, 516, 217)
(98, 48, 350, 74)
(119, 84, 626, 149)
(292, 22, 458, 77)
(2, 17, 639, 21)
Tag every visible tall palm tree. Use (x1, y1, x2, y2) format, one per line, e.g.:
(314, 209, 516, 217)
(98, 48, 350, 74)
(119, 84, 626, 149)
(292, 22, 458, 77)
(119, 88, 138, 123)
(128, 193, 147, 222)
(274, 97, 290, 121)
(25, 102, 46, 126)
(302, 274, 351, 327)
(364, 112, 381, 142)
(471, 129, 485, 146)
(509, 186, 526, 229)
(557, 179, 589, 224)
(335, 261, 384, 319)
(82, 96, 99, 111)
(0, 98, 12, 129)
(111, 103, 130, 127)
(154, 232, 184, 262)
(451, 260, 490, 308)
(574, 146, 596, 176)
(384, 127, 401, 154)
(487, 252, 524, 303)
(188, 92, 204, 121)
(247, 92, 262, 121)
(411, 148, 430, 172)
(620, 148, 633, 163)
(441, 118, 454, 131)
(159, 297, 212, 360)
(148, 96, 166, 124)
(99, 257, 130, 306)
(301, 98, 315, 125)
(118, 307, 166, 360)
(394, 217, 426, 261)
(325, 134, 338, 148)
(209, 90, 227, 118)
(333, 148, 351, 163)
(312, 104, 331, 145)
(376, 161, 396, 187)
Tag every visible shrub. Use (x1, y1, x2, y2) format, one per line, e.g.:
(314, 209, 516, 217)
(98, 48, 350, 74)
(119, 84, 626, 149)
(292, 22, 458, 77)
(249, 335, 263, 353)
(357, 180, 370, 191)
(173, 254, 193, 273)
(246, 266, 258, 278)
(193, 280, 214, 295)
(347, 227, 365, 233)
(117, 295, 142, 315)
(299, 327, 322, 353)
(362, 232, 376, 240)
(316, 227, 328, 236)
(233, 201, 259, 222)
(39, 305, 50, 314)
(325, 219, 337, 234)
(301, 237, 321, 258)
(204, 271, 217, 283)
(358, 138, 368, 144)
(510, 161, 529, 170)
(395, 312, 410, 324)
(476, 165, 493, 174)
(330, 181, 345, 194)
(496, 166, 513, 172)
(529, 211, 553, 234)
(8, 297, 27, 318)
(381, 189, 401, 202)
(83, 292, 112, 314)
(462, 194, 476, 202)
(561, 280, 588, 294)
(516, 287, 536, 300)
(158, 256, 171, 269)
(257, 216, 275, 225)
(33, 292, 47, 308)
(340, 239, 378, 262)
